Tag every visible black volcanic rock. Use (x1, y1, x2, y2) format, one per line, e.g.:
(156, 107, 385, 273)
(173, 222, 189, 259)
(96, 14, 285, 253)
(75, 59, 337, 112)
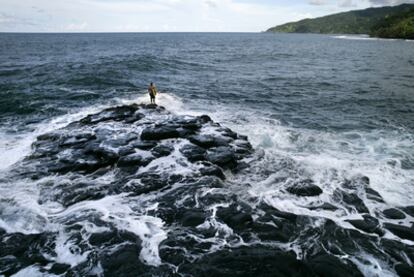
(141, 125, 180, 140)
(395, 263, 414, 277)
(10, 103, 410, 276)
(189, 134, 230, 148)
(365, 187, 385, 203)
(60, 182, 110, 207)
(179, 210, 207, 227)
(100, 244, 150, 276)
(80, 104, 143, 125)
(18, 103, 253, 212)
(384, 223, 414, 241)
(179, 246, 313, 276)
(205, 146, 237, 168)
(177, 118, 202, 130)
(347, 214, 384, 236)
(233, 139, 253, 155)
(287, 179, 323, 197)
(383, 208, 406, 220)
(333, 189, 369, 214)
(307, 254, 364, 277)
(401, 206, 414, 217)
(199, 163, 225, 179)
(218, 127, 238, 139)
(198, 114, 212, 123)
(180, 143, 206, 162)
(0, 231, 53, 276)
(216, 204, 254, 232)
(129, 140, 157, 151)
(117, 153, 154, 168)
(151, 144, 174, 158)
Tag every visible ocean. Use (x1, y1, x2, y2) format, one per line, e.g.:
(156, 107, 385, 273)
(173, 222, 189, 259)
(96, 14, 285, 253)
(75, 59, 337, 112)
(0, 33, 414, 276)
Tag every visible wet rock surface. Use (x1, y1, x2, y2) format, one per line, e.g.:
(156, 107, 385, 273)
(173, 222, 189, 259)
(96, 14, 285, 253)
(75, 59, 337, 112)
(383, 208, 407, 220)
(1, 104, 414, 276)
(0, 104, 256, 276)
(401, 206, 414, 217)
(384, 223, 414, 241)
(346, 214, 384, 236)
(22, 104, 253, 202)
(286, 179, 323, 197)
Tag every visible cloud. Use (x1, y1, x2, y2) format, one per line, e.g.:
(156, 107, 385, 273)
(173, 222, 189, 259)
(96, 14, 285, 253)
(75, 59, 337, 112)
(65, 22, 88, 31)
(31, 6, 45, 13)
(339, 0, 357, 7)
(0, 11, 38, 26)
(204, 0, 218, 8)
(309, 0, 329, 5)
(0, 12, 14, 23)
(87, 0, 171, 13)
(369, 0, 414, 5)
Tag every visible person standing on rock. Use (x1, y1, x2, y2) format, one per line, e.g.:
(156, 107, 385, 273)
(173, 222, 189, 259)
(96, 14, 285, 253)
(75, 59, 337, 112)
(148, 82, 157, 104)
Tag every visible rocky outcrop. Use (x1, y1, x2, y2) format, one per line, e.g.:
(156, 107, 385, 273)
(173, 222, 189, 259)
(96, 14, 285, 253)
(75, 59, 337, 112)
(25, 103, 253, 207)
(4, 103, 414, 277)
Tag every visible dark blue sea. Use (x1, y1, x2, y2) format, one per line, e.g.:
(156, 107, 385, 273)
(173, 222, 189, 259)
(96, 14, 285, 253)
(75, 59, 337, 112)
(1, 33, 414, 276)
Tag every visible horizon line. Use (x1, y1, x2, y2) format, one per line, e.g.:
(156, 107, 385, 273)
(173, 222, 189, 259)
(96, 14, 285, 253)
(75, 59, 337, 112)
(0, 31, 264, 34)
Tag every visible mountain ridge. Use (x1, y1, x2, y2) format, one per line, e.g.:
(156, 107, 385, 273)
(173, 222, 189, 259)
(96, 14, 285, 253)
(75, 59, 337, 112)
(266, 4, 414, 39)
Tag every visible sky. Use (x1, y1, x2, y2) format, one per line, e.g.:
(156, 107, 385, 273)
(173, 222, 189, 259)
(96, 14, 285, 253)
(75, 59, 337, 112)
(0, 0, 413, 32)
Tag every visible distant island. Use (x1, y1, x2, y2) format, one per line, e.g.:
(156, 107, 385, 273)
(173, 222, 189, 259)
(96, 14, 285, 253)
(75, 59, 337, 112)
(266, 3, 414, 39)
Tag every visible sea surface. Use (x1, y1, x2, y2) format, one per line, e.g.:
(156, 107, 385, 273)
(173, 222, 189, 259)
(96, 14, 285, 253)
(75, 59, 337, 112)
(0, 33, 414, 276)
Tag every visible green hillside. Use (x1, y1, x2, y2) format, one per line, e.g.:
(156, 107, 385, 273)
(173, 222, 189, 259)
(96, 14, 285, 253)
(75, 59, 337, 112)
(266, 4, 414, 39)
(370, 7, 414, 39)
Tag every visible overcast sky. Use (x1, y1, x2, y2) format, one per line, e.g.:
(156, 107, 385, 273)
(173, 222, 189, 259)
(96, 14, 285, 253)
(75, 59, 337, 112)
(0, 0, 413, 32)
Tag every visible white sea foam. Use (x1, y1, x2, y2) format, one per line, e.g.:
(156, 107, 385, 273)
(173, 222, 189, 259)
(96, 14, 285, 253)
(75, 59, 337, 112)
(350, 252, 396, 277)
(207, 102, 413, 203)
(53, 231, 90, 267)
(332, 35, 396, 41)
(48, 194, 167, 267)
(0, 105, 104, 171)
(200, 202, 234, 238)
(137, 140, 199, 177)
(119, 90, 200, 116)
(11, 266, 59, 277)
(179, 96, 414, 244)
(0, 177, 54, 234)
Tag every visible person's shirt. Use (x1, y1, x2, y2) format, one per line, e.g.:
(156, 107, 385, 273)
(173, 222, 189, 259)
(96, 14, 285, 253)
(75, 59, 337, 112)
(149, 85, 157, 95)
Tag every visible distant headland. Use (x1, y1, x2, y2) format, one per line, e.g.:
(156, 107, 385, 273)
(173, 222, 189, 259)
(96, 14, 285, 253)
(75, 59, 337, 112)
(266, 3, 414, 40)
